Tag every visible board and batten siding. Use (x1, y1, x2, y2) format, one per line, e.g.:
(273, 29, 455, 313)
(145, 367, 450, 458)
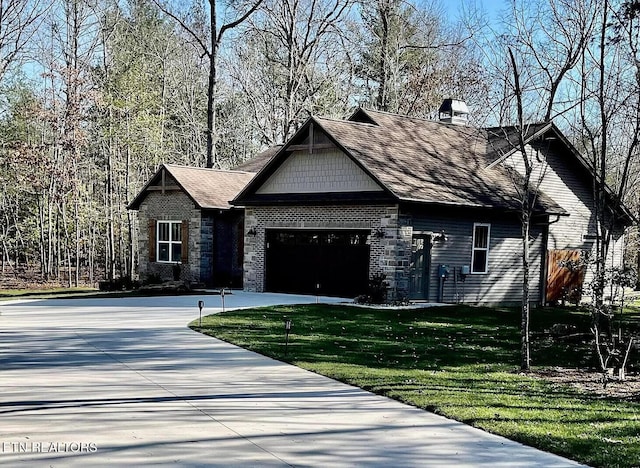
(256, 147, 383, 194)
(408, 213, 545, 305)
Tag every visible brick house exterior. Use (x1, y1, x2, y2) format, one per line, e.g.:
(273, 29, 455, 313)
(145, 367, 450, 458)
(232, 108, 633, 304)
(130, 108, 633, 304)
(242, 205, 406, 294)
(128, 165, 254, 287)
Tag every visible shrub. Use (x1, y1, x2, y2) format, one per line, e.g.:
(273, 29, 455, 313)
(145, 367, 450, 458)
(354, 273, 389, 304)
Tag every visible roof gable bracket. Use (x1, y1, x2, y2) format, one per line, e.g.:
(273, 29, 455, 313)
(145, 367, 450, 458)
(145, 168, 179, 193)
(286, 122, 336, 153)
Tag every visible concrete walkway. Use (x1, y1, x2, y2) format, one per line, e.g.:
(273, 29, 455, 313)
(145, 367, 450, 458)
(0, 292, 585, 467)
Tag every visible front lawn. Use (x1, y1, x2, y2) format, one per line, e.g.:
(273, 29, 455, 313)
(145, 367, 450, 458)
(191, 304, 640, 468)
(0, 287, 98, 300)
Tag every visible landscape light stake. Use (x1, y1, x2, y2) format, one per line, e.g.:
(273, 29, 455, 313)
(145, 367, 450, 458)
(284, 317, 292, 356)
(198, 300, 204, 327)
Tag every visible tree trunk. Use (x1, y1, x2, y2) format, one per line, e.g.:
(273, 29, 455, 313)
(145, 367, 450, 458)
(206, 0, 217, 169)
(521, 211, 531, 371)
(376, 0, 390, 111)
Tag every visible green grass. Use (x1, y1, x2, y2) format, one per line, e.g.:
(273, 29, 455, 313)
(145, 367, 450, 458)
(191, 304, 640, 468)
(0, 287, 220, 301)
(0, 287, 99, 300)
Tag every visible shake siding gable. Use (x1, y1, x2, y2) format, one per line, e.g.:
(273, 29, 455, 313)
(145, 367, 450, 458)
(256, 147, 383, 194)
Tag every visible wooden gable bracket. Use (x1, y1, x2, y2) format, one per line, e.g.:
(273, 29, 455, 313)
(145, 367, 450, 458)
(146, 168, 179, 193)
(286, 122, 334, 154)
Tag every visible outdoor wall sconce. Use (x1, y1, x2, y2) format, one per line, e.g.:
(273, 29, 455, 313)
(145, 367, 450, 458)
(374, 227, 385, 238)
(247, 227, 257, 236)
(432, 230, 448, 243)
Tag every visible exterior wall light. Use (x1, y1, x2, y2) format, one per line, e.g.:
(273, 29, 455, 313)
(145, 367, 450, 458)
(433, 230, 448, 243)
(247, 227, 257, 236)
(374, 227, 385, 238)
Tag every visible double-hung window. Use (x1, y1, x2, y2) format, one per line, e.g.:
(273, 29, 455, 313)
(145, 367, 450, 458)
(157, 220, 182, 262)
(471, 223, 490, 274)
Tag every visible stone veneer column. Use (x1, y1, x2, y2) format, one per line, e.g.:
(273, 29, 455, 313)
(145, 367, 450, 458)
(243, 208, 263, 292)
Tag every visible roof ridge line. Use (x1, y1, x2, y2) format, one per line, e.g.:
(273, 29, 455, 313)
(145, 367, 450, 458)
(315, 115, 378, 127)
(164, 163, 255, 175)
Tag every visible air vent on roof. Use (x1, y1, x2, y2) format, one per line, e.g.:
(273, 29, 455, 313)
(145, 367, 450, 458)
(438, 98, 469, 125)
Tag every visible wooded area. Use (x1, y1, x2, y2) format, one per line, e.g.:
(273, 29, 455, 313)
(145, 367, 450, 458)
(0, 0, 638, 288)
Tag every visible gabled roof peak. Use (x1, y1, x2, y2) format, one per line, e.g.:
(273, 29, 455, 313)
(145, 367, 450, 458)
(128, 163, 255, 210)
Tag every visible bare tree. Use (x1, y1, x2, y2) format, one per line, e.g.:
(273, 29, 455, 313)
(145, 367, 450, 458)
(505, 48, 550, 371)
(577, 0, 640, 380)
(229, 0, 353, 145)
(508, 0, 597, 121)
(153, 0, 264, 168)
(0, 0, 50, 82)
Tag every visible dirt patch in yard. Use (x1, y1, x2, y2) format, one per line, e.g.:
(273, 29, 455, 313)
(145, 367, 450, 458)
(531, 367, 640, 401)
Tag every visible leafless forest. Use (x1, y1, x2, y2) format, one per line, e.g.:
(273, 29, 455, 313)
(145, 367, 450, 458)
(0, 0, 638, 287)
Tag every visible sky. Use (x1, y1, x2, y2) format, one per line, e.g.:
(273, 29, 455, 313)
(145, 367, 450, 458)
(444, 0, 507, 22)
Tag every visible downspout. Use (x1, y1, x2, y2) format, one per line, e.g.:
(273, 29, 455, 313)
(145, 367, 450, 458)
(540, 215, 561, 306)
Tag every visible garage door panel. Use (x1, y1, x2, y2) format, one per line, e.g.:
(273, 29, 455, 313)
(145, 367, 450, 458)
(266, 243, 319, 294)
(266, 230, 370, 297)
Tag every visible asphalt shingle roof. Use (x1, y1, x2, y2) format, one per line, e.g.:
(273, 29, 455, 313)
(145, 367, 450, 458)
(232, 145, 282, 172)
(311, 110, 565, 214)
(128, 164, 255, 210)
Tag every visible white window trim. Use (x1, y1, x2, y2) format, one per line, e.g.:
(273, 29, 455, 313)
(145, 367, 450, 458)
(471, 223, 490, 274)
(157, 220, 182, 263)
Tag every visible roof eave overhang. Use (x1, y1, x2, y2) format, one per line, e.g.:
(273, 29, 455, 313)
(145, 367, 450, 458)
(200, 204, 236, 211)
(397, 196, 568, 216)
(237, 191, 397, 206)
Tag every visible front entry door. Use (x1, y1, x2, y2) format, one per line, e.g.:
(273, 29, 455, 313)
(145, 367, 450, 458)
(409, 234, 431, 300)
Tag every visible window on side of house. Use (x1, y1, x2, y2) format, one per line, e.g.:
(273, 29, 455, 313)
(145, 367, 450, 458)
(157, 220, 182, 262)
(471, 223, 490, 274)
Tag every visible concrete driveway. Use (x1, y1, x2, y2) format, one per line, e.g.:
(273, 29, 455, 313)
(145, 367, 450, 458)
(0, 292, 584, 467)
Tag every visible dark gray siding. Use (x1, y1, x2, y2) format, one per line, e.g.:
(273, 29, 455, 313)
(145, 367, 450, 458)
(406, 211, 545, 305)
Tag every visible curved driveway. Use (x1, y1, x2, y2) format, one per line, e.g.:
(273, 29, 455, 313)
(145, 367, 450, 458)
(0, 292, 584, 467)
